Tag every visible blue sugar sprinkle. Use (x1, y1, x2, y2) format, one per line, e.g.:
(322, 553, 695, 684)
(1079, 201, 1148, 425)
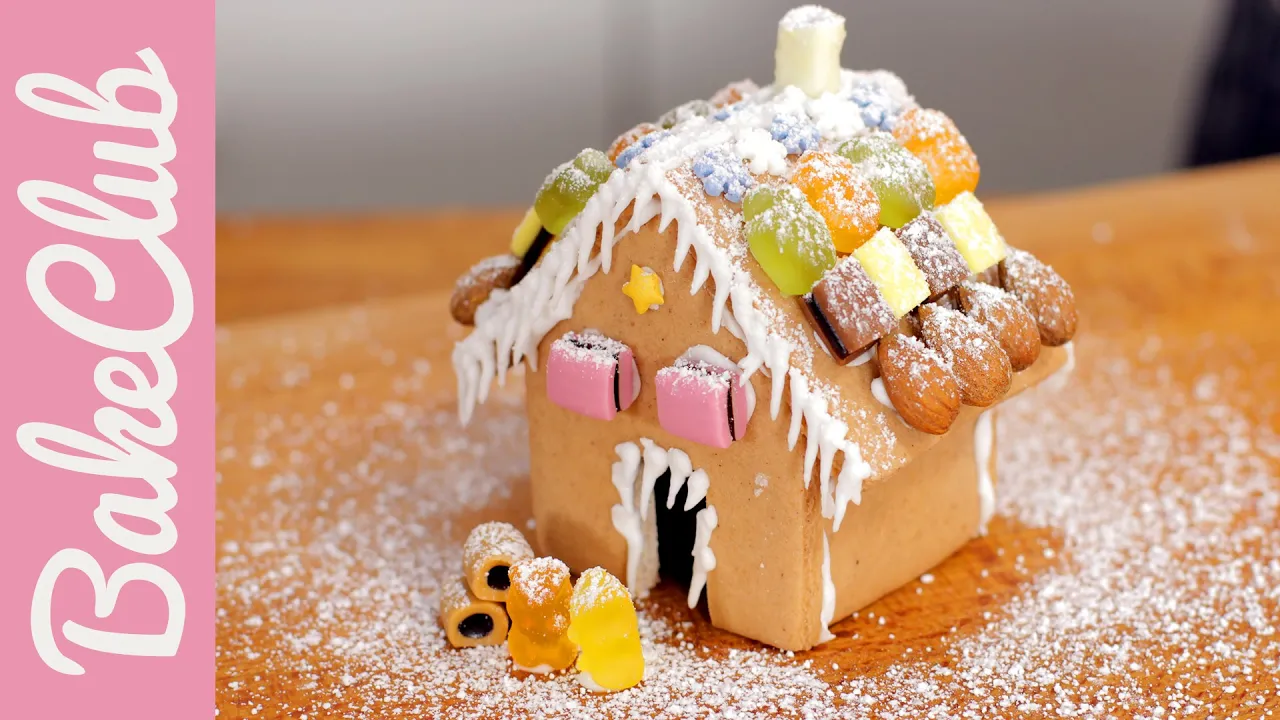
(770, 113, 821, 156)
(692, 148, 754, 203)
(615, 131, 670, 169)
(851, 81, 899, 132)
(713, 102, 741, 122)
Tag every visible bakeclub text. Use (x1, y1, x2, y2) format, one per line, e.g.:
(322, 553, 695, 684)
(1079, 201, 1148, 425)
(14, 49, 190, 676)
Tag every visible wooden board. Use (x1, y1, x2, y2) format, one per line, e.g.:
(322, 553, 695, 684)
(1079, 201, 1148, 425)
(216, 159, 1280, 718)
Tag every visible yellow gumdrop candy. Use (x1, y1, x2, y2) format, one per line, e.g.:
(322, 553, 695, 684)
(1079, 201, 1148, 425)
(510, 207, 543, 258)
(507, 557, 578, 673)
(893, 108, 980, 205)
(852, 227, 930, 318)
(792, 151, 880, 254)
(933, 191, 1007, 273)
(567, 567, 644, 692)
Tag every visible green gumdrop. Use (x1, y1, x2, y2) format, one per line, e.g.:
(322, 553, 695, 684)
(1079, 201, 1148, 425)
(838, 133, 935, 228)
(743, 185, 837, 296)
(535, 148, 614, 235)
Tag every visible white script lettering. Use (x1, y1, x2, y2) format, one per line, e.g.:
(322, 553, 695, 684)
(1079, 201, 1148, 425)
(15, 48, 190, 676)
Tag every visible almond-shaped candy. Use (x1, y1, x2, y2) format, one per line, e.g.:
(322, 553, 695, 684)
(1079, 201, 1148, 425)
(804, 256, 897, 362)
(1000, 248, 1078, 347)
(877, 333, 961, 435)
(450, 255, 520, 326)
(955, 281, 1041, 371)
(918, 304, 1012, 407)
(894, 214, 969, 299)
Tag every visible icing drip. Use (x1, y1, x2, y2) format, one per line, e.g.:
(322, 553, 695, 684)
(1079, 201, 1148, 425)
(688, 506, 719, 609)
(870, 376, 893, 409)
(684, 470, 711, 511)
(609, 442, 648, 595)
(1044, 341, 1075, 393)
(974, 411, 996, 535)
(819, 532, 835, 643)
(638, 438, 669, 521)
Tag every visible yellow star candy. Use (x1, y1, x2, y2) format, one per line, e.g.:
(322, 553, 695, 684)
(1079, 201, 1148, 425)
(622, 264, 664, 314)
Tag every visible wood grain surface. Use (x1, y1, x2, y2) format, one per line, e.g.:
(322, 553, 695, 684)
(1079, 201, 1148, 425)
(216, 158, 1280, 718)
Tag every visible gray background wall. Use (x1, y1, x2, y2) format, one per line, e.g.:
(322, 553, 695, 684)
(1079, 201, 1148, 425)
(216, 1, 1223, 213)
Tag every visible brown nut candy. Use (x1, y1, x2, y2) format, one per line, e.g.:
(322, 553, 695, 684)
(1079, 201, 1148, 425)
(895, 214, 969, 298)
(450, 255, 520, 326)
(877, 333, 961, 435)
(439, 576, 510, 648)
(955, 281, 1041, 371)
(1000, 248, 1078, 347)
(806, 256, 898, 362)
(918, 304, 1013, 407)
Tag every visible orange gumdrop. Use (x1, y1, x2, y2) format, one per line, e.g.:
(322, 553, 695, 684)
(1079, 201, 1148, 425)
(791, 151, 880, 254)
(608, 123, 661, 164)
(893, 108, 980, 205)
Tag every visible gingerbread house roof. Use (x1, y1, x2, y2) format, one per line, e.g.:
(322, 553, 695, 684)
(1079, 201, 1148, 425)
(453, 6, 1074, 535)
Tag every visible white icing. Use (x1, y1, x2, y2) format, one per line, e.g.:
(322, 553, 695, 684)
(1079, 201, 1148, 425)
(813, 331, 833, 358)
(637, 438, 669, 521)
(974, 411, 996, 535)
(453, 70, 887, 529)
(1044, 341, 1075, 393)
(734, 126, 788, 176)
(665, 448, 693, 509)
(688, 506, 718, 608)
(610, 442, 647, 595)
(870, 376, 893, 409)
(819, 532, 835, 643)
(849, 346, 875, 367)
(577, 672, 607, 693)
(514, 662, 555, 675)
(680, 344, 756, 425)
(684, 469, 710, 511)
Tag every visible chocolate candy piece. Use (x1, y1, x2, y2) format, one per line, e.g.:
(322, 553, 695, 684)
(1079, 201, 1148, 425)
(895, 214, 969, 299)
(439, 576, 509, 648)
(546, 331, 640, 421)
(462, 521, 535, 602)
(656, 356, 750, 448)
(803, 256, 897, 363)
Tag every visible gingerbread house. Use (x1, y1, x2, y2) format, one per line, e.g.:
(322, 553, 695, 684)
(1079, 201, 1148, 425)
(451, 5, 1076, 651)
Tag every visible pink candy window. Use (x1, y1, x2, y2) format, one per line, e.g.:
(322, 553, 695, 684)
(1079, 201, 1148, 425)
(545, 331, 639, 421)
(655, 356, 751, 449)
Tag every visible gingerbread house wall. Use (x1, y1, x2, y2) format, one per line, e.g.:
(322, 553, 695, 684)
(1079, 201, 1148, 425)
(525, 211, 1070, 650)
(526, 216, 829, 650)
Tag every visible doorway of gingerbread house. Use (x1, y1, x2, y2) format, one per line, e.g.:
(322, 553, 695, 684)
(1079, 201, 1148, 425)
(652, 470, 706, 603)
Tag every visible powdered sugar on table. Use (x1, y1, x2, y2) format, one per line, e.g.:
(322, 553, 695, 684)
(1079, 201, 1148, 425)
(218, 302, 1280, 718)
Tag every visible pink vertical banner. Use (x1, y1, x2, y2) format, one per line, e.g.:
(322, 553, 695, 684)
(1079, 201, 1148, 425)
(0, 1, 213, 718)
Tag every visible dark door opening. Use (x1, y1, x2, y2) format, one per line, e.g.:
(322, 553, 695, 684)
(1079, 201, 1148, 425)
(652, 470, 706, 589)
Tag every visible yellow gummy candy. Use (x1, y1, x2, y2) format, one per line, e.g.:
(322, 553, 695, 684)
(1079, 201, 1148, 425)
(933, 191, 1007, 273)
(566, 567, 644, 692)
(852, 227, 930, 318)
(507, 557, 578, 673)
(510, 206, 543, 258)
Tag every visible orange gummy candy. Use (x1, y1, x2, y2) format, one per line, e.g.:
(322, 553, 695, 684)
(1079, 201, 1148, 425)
(608, 123, 661, 164)
(893, 108, 980, 205)
(792, 151, 880, 254)
(506, 557, 578, 673)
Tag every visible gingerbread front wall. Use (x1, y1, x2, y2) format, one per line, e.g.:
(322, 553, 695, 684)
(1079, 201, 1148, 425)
(524, 215, 1065, 650)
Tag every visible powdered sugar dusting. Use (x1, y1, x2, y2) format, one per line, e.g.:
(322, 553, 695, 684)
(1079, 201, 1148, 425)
(221, 303, 1280, 717)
